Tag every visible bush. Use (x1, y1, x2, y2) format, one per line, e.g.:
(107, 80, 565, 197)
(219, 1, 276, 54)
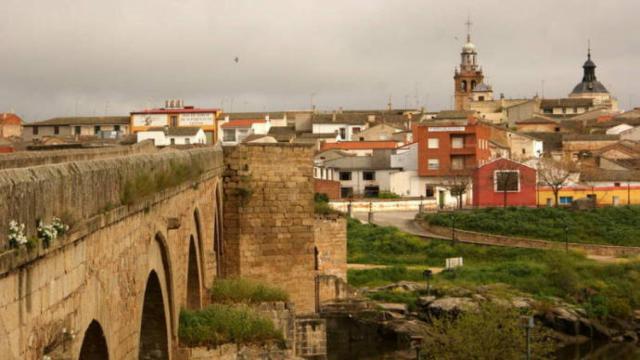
(179, 304, 283, 347)
(348, 266, 424, 287)
(377, 191, 400, 199)
(210, 278, 289, 304)
(423, 304, 554, 360)
(314, 193, 329, 203)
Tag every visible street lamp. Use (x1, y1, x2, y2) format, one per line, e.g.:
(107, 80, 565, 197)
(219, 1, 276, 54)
(564, 224, 569, 253)
(522, 316, 534, 360)
(450, 213, 456, 244)
(423, 269, 433, 297)
(368, 201, 374, 223)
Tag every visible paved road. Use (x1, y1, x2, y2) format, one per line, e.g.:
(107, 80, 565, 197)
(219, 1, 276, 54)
(352, 211, 448, 240)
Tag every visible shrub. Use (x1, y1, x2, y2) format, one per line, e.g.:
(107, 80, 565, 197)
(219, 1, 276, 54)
(377, 191, 400, 199)
(210, 278, 289, 304)
(423, 304, 554, 360)
(179, 304, 283, 347)
(314, 193, 329, 203)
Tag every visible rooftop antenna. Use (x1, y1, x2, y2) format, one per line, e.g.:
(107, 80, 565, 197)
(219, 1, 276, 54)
(588, 39, 591, 59)
(541, 80, 545, 99)
(387, 95, 392, 111)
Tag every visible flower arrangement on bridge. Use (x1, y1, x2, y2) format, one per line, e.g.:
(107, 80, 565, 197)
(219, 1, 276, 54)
(8, 220, 28, 249)
(52, 217, 69, 236)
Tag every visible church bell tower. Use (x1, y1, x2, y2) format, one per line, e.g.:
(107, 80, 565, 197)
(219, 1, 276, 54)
(454, 17, 485, 110)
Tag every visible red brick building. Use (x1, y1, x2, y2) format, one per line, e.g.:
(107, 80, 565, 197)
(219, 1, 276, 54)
(472, 158, 537, 207)
(414, 115, 491, 177)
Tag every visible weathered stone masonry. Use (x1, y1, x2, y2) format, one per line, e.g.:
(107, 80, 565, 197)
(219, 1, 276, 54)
(0, 146, 224, 360)
(223, 144, 317, 314)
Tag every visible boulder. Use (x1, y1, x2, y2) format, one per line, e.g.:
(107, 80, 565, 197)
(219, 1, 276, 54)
(378, 303, 408, 315)
(417, 296, 436, 307)
(427, 297, 478, 317)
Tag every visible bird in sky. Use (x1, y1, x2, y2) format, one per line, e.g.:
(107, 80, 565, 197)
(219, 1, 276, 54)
(234, 57, 239, 63)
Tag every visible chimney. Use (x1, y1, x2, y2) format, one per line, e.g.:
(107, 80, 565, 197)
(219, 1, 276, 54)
(338, 107, 343, 114)
(332, 111, 336, 122)
(164, 100, 169, 109)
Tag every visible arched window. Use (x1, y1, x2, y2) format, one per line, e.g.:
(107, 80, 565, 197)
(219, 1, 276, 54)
(461, 80, 467, 92)
(471, 80, 477, 92)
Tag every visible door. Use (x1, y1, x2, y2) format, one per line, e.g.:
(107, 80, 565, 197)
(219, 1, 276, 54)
(438, 190, 445, 209)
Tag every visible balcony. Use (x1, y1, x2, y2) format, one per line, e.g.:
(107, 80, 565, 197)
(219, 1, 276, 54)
(450, 145, 476, 155)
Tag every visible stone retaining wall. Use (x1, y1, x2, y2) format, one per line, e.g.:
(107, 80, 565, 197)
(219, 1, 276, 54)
(330, 198, 437, 213)
(420, 221, 640, 257)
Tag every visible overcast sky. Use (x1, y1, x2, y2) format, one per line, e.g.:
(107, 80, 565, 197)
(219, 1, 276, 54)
(1, 0, 639, 122)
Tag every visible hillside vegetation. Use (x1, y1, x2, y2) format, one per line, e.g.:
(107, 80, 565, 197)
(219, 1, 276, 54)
(422, 206, 640, 247)
(348, 219, 640, 319)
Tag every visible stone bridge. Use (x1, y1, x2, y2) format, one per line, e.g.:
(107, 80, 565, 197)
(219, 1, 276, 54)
(0, 145, 224, 359)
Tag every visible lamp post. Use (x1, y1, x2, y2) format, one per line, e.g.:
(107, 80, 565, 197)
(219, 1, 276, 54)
(450, 213, 456, 244)
(522, 316, 534, 360)
(564, 224, 569, 253)
(423, 269, 433, 297)
(368, 201, 374, 223)
(347, 198, 353, 218)
(418, 195, 424, 214)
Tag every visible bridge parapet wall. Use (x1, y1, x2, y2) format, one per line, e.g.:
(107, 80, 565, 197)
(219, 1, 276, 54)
(0, 145, 223, 251)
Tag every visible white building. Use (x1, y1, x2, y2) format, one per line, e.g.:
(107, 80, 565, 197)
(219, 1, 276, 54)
(137, 127, 207, 146)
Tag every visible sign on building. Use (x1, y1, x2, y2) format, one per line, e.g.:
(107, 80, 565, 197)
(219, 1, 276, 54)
(428, 126, 466, 132)
(132, 114, 168, 127)
(179, 113, 215, 126)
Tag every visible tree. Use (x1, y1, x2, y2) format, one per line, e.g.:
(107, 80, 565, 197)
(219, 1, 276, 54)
(537, 157, 575, 207)
(423, 304, 554, 360)
(445, 172, 472, 209)
(490, 159, 537, 208)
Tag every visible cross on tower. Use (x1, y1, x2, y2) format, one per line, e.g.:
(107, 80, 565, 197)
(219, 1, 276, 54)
(465, 16, 472, 42)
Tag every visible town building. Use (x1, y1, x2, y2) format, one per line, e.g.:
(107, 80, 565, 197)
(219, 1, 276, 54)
(538, 170, 640, 207)
(320, 150, 397, 198)
(0, 113, 22, 138)
(515, 116, 561, 133)
(22, 116, 130, 141)
(319, 140, 398, 156)
(219, 118, 267, 145)
(130, 100, 218, 144)
(472, 158, 537, 207)
(136, 126, 207, 146)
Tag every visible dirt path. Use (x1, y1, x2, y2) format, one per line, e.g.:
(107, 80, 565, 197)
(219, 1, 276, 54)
(348, 263, 444, 274)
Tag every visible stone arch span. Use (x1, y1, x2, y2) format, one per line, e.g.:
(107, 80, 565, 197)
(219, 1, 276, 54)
(213, 184, 223, 277)
(138, 271, 169, 360)
(79, 320, 108, 360)
(186, 236, 202, 309)
(193, 207, 205, 287)
(154, 232, 177, 336)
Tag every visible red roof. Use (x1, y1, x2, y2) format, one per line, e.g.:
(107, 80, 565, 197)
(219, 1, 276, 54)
(321, 141, 398, 151)
(221, 119, 266, 128)
(130, 107, 219, 115)
(0, 113, 22, 126)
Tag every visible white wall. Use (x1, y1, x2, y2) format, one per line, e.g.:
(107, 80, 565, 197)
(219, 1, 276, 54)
(334, 169, 392, 195)
(312, 123, 364, 141)
(390, 143, 418, 171)
(137, 130, 206, 146)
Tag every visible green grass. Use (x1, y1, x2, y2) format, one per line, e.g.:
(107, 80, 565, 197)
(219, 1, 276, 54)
(347, 219, 640, 319)
(423, 206, 640, 246)
(210, 278, 289, 304)
(179, 304, 283, 347)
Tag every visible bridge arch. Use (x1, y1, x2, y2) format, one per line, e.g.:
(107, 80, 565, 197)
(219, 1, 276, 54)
(138, 271, 169, 360)
(153, 232, 177, 335)
(213, 184, 223, 277)
(186, 236, 202, 309)
(193, 208, 206, 287)
(79, 320, 108, 360)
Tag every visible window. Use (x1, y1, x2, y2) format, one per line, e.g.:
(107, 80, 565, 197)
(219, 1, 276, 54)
(364, 186, 380, 198)
(451, 156, 465, 170)
(94, 125, 101, 134)
(478, 96, 485, 101)
(614, 182, 621, 187)
(522, 148, 526, 154)
(170, 138, 175, 145)
(170, 116, 178, 127)
(75, 126, 81, 135)
(426, 185, 435, 198)
(352, 127, 361, 134)
(427, 138, 439, 149)
(495, 170, 520, 192)
(559, 196, 573, 205)
(185, 138, 190, 145)
(340, 187, 353, 198)
(363, 171, 375, 181)
(339, 172, 352, 181)
(543, 108, 553, 114)
(554, 127, 560, 132)
(32, 126, 39, 135)
(114, 125, 120, 132)
(237, 129, 249, 141)
(223, 129, 236, 142)
(451, 136, 464, 149)
(53, 126, 59, 135)
(427, 159, 439, 170)
(339, 128, 346, 140)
